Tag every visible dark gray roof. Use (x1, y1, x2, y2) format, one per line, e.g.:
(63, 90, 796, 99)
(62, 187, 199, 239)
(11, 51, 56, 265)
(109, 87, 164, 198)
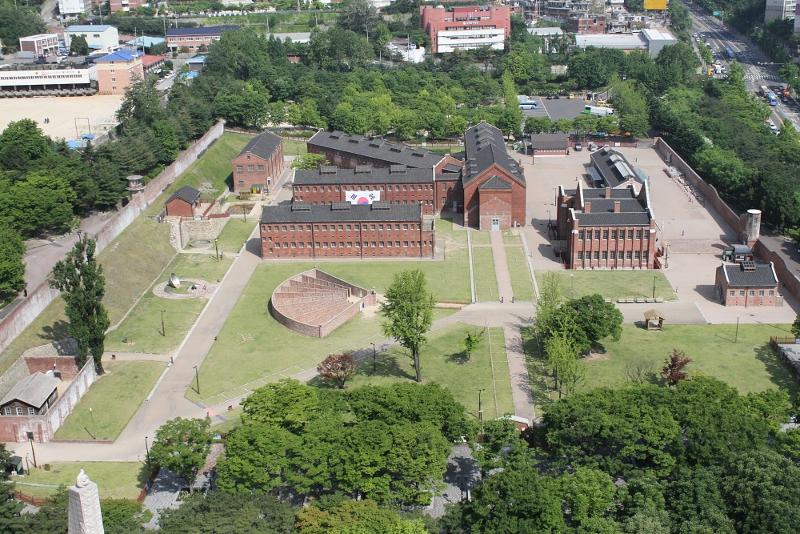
(0, 372, 59, 408)
(720, 263, 778, 288)
(530, 133, 569, 150)
(462, 122, 525, 186)
(590, 148, 638, 188)
(566, 187, 634, 199)
(261, 202, 421, 224)
(308, 131, 443, 169)
(166, 25, 240, 37)
(167, 186, 200, 205)
(294, 165, 432, 185)
(575, 212, 652, 226)
(479, 176, 512, 190)
(238, 131, 282, 160)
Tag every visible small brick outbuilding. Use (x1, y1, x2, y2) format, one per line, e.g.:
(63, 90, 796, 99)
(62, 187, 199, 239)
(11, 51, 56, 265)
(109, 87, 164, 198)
(715, 261, 780, 307)
(165, 186, 201, 218)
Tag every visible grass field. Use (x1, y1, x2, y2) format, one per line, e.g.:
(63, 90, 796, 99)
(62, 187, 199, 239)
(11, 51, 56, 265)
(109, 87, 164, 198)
(12, 462, 143, 499)
(472, 246, 498, 302)
(504, 233, 534, 302)
(583, 323, 798, 395)
(283, 139, 308, 156)
(535, 270, 675, 301)
(105, 255, 232, 354)
(151, 132, 251, 207)
(470, 229, 491, 245)
(215, 218, 258, 253)
(55, 361, 164, 441)
(347, 324, 514, 419)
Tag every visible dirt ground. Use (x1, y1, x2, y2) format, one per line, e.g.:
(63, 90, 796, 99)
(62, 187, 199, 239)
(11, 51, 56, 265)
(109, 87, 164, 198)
(521, 145, 800, 324)
(0, 95, 123, 140)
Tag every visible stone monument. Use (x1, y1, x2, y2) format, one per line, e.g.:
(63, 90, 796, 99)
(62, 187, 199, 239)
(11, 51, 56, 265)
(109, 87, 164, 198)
(68, 469, 104, 534)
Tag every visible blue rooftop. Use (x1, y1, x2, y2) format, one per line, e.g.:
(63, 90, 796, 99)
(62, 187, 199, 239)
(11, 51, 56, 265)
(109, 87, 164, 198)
(126, 36, 165, 48)
(180, 71, 200, 80)
(67, 25, 114, 33)
(96, 49, 141, 63)
(166, 25, 239, 37)
(186, 55, 207, 64)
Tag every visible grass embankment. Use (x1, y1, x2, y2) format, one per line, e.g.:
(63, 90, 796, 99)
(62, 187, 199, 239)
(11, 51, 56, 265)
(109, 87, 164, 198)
(13, 462, 144, 499)
(535, 270, 675, 301)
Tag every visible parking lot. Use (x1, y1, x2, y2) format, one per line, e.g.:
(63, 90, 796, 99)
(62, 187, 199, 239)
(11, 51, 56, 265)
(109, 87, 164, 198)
(521, 96, 591, 121)
(521, 145, 800, 323)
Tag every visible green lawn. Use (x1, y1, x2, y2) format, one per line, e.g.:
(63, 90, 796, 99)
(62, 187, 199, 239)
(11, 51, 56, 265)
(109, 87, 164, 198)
(583, 323, 798, 395)
(504, 233, 534, 302)
(105, 255, 232, 354)
(536, 270, 675, 301)
(215, 218, 258, 253)
(55, 361, 164, 441)
(153, 132, 251, 206)
(470, 229, 491, 245)
(347, 324, 514, 419)
(283, 139, 308, 156)
(472, 246, 498, 302)
(12, 462, 144, 499)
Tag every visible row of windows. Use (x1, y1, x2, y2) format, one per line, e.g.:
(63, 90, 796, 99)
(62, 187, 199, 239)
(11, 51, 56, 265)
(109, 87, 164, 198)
(0, 74, 85, 81)
(579, 229, 646, 240)
(2, 406, 36, 416)
(294, 198, 433, 206)
(729, 289, 774, 297)
(577, 250, 649, 260)
(170, 36, 221, 42)
(268, 240, 430, 249)
(295, 184, 433, 193)
(263, 223, 418, 232)
(236, 164, 267, 173)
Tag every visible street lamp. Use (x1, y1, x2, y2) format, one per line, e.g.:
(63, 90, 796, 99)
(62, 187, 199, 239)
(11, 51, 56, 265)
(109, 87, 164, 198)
(144, 436, 151, 465)
(370, 342, 377, 374)
(89, 407, 96, 440)
(27, 432, 37, 468)
(478, 388, 486, 425)
(193, 365, 200, 395)
(652, 275, 657, 299)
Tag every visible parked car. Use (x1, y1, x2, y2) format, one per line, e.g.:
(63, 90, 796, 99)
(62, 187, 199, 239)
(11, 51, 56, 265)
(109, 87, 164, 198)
(574, 142, 583, 151)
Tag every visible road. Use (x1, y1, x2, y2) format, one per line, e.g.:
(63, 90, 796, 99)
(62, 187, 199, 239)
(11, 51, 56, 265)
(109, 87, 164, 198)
(686, 3, 800, 131)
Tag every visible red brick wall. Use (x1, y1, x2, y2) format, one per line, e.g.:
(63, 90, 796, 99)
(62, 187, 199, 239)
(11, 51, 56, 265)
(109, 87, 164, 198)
(435, 178, 462, 212)
(292, 183, 435, 213)
(478, 189, 513, 230)
(462, 166, 526, 229)
(568, 222, 657, 269)
(165, 198, 195, 218)
(260, 221, 433, 258)
(24, 357, 79, 380)
(232, 143, 284, 193)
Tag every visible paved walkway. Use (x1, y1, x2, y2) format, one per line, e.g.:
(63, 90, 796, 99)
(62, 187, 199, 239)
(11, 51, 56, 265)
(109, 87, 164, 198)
(489, 231, 513, 302)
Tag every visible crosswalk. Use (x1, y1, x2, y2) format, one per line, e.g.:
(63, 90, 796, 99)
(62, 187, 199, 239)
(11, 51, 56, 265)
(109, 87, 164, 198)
(744, 71, 780, 82)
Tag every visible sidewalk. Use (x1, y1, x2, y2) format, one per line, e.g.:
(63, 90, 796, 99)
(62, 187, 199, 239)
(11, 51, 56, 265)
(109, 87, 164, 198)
(489, 231, 513, 302)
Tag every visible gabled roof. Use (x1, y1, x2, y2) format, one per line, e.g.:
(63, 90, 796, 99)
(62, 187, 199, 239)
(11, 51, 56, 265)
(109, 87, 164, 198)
(720, 262, 778, 288)
(0, 373, 59, 409)
(261, 202, 421, 224)
(462, 122, 525, 186)
(294, 165, 432, 185)
(590, 147, 647, 188)
(167, 186, 200, 205)
(66, 25, 114, 33)
(568, 185, 653, 227)
(308, 131, 444, 169)
(96, 49, 140, 63)
(530, 133, 569, 151)
(238, 131, 282, 160)
(479, 176, 512, 190)
(166, 26, 240, 37)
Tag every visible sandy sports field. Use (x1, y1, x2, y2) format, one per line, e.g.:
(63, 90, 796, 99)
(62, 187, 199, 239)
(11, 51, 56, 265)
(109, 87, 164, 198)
(0, 95, 124, 140)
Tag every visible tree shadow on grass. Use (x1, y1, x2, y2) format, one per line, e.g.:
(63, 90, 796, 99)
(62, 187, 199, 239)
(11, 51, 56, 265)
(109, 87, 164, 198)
(755, 343, 799, 395)
(446, 351, 470, 364)
(358, 353, 415, 381)
(41, 320, 70, 342)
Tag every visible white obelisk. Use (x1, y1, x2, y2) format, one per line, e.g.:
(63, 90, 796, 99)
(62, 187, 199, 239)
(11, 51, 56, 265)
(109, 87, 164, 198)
(68, 469, 104, 534)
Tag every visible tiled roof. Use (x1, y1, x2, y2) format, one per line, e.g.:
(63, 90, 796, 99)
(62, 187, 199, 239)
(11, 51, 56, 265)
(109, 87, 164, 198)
(67, 25, 113, 33)
(167, 186, 200, 205)
(141, 54, 165, 68)
(96, 49, 140, 63)
(589, 148, 646, 188)
(479, 176, 512, 190)
(0, 372, 59, 409)
(530, 133, 569, 151)
(721, 262, 778, 288)
(566, 188, 634, 199)
(575, 212, 652, 226)
(571, 185, 653, 227)
(294, 165, 432, 185)
(462, 122, 524, 186)
(307, 131, 444, 169)
(261, 202, 421, 224)
(166, 25, 240, 37)
(238, 131, 282, 160)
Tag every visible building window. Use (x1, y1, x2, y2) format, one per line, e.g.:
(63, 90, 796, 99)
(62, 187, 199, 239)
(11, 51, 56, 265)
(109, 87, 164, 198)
(15, 407, 23, 416)
(2, 407, 10, 415)
(610, 251, 616, 259)
(396, 241, 401, 247)
(628, 230, 634, 239)
(635, 230, 642, 239)
(730, 290, 735, 296)
(602, 251, 608, 260)
(247, 165, 254, 172)
(739, 290, 745, 296)
(769, 290, 775, 296)
(626, 251, 632, 260)
(594, 230, 600, 240)
(749, 290, 755, 296)
(634, 251, 640, 260)
(759, 290, 765, 296)
(257, 165, 265, 171)
(602, 230, 609, 239)
(579, 230, 585, 240)
(27, 407, 35, 415)
(611, 230, 617, 239)
(577, 251, 584, 260)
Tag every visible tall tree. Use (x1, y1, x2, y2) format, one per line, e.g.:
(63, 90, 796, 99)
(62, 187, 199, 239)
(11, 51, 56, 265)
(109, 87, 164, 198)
(337, 0, 381, 35)
(0, 228, 25, 302)
(69, 35, 89, 55)
(566, 294, 624, 349)
(149, 417, 212, 486)
(0, 445, 23, 533)
(49, 235, 110, 370)
(380, 269, 434, 382)
(158, 491, 294, 533)
(0, 119, 51, 172)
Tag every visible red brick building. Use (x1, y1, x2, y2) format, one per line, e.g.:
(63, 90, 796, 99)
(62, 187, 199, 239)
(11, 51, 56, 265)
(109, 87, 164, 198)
(0, 373, 59, 417)
(420, 5, 511, 53)
(231, 131, 285, 194)
(461, 122, 526, 230)
(18, 34, 59, 57)
(259, 202, 433, 259)
(293, 165, 438, 213)
(165, 25, 240, 52)
(165, 186, 200, 218)
(529, 133, 570, 158)
(568, 15, 607, 34)
(556, 183, 657, 269)
(715, 261, 780, 306)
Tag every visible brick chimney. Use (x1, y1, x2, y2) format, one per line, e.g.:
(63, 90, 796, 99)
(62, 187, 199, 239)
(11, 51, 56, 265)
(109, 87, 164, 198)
(584, 201, 591, 213)
(613, 200, 621, 213)
(605, 186, 612, 198)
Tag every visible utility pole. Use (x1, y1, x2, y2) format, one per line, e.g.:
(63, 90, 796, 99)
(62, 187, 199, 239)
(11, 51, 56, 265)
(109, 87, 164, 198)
(193, 365, 200, 394)
(371, 342, 377, 374)
(652, 275, 656, 299)
(144, 436, 151, 465)
(27, 433, 37, 468)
